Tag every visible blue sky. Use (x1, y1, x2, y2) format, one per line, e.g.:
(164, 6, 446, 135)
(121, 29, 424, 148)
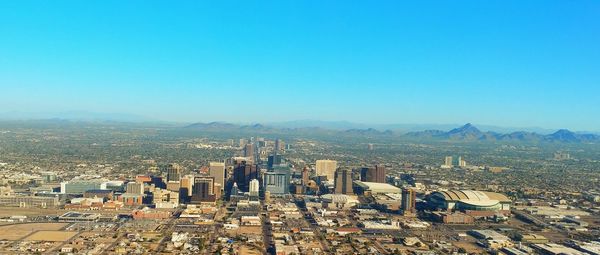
(0, 1, 599, 130)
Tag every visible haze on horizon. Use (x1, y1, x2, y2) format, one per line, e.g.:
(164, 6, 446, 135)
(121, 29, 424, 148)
(1, 1, 599, 131)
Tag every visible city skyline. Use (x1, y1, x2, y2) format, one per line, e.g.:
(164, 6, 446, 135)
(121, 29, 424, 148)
(2, 2, 600, 254)
(1, 1, 599, 130)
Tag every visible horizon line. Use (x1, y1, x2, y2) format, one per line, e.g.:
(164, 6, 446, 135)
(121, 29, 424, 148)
(0, 114, 598, 134)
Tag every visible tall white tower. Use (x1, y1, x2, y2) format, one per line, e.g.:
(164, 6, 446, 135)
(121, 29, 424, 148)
(249, 179, 260, 197)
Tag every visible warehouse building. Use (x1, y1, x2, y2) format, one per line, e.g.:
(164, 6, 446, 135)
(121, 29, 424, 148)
(353, 181, 401, 195)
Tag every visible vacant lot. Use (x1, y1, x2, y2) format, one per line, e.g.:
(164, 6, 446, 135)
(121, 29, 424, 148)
(25, 230, 78, 242)
(0, 207, 63, 218)
(0, 223, 68, 240)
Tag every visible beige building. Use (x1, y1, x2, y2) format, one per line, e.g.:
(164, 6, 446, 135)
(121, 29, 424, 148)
(126, 182, 144, 195)
(444, 156, 453, 167)
(152, 187, 179, 205)
(208, 162, 226, 191)
(180, 175, 194, 197)
(316, 159, 337, 181)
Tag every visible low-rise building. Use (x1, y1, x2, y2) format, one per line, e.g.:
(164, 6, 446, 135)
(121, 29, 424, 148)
(468, 229, 513, 249)
(241, 216, 261, 226)
(0, 194, 60, 208)
(117, 193, 144, 206)
(517, 233, 549, 244)
(354, 181, 401, 195)
(531, 243, 587, 255)
(132, 207, 172, 220)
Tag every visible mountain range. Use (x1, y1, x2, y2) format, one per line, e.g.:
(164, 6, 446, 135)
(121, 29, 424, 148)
(184, 122, 599, 143)
(266, 119, 560, 134)
(405, 123, 599, 142)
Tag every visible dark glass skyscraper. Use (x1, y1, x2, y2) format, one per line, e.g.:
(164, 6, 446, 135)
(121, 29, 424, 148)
(401, 188, 416, 215)
(165, 163, 182, 182)
(360, 165, 386, 183)
(191, 176, 215, 203)
(233, 161, 258, 192)
(334, 169, 353, 195)
(267, 154, 282, 170)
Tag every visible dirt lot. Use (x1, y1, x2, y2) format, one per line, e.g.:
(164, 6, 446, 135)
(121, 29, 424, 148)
(452, 240, 485, 254)
(228, 226, 262, 235)
(0, 223, 68, 240)
(0, 207, 64, 218)
(239, 245, 262, 255)
(25, 230, 78, 242)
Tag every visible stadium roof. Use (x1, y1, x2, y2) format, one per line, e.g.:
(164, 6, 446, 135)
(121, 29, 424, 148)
(434, 190, 510, 204)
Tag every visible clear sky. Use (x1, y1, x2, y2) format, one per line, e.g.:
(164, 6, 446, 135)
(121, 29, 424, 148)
(1, 1, 599, 130)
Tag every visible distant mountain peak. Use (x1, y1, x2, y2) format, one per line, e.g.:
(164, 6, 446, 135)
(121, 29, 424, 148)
(546, 129, 582, 142)
(445, 123, 483, 139)
(458, 123, 478, 131)
(181, 121, 598, 144)
(404, 123, 598, 143)
(553, 129, 573, 134)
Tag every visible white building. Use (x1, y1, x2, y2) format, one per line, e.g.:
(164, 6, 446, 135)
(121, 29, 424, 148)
(241, 216, 261, 226)
(249, 179, 260, 197)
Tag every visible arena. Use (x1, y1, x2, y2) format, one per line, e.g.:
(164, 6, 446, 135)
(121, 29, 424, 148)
(428, 190, 511, 212)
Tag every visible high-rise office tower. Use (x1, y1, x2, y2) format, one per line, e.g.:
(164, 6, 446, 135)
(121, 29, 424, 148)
(360, 165, 386, 183)
(316, 160, 337, 181)
(368, 143, 374, 151)
(401, 188, 416, 215)
(267, 154, 283, 170)
(444, 156, 453, 167)
(249, 179, 260, 197)
(301, 166, 310, 186)
(334, 169, 353, 195)
(208, 162, 226, 191)
(274, 138, 283, 152)
(166, 163, 182, 182)
(458, 157, 467, 167)
(191, 176, 215, 203)
(179, 175, 194, 202)
(233, 161, 258, 192)
(264, 167, 290, 195)
(244, 143, 255, 160)
(126, 182, 144, 195)
(274, 139, 280, 152)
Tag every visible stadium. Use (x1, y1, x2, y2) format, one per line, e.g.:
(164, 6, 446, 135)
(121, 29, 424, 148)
(428, 190, 511, 212)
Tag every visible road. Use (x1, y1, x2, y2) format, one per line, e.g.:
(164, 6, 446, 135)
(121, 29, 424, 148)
(294, 198, 330, 253)
(260, 204, 275, 255)
(154, 209, 183, 254)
